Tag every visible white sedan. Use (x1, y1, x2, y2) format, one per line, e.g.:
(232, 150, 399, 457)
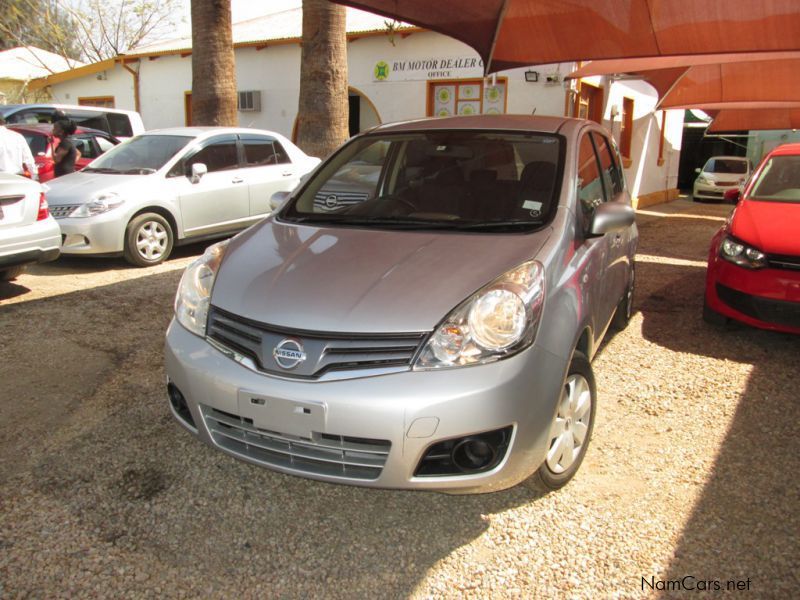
(0, 173, 61, 281)
(46, 127, 320, 266)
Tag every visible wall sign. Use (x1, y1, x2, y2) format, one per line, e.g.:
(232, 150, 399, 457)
(373, 56, 484, 82)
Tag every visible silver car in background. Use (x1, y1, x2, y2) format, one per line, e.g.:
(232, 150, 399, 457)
(46, 127, 320, 266)
(165, 115, 638, 493)
(693, 155, 752, 202)
(0, 173, 60, 281)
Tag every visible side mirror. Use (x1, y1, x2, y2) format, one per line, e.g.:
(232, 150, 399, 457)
(270, 190, 291, 211)
(724, 188, 741, 204)
(190, 162, 207, 184)
(589, 202, 636, 236)
(694, 167, 701, 174)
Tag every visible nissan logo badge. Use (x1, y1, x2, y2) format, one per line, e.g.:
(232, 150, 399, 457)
(273, 339, 307, 370)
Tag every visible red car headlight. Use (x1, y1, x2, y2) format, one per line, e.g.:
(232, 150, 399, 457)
(720, 235, 767, 269)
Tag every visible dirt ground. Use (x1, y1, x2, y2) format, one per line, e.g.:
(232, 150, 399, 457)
(1, 200, 798, 598)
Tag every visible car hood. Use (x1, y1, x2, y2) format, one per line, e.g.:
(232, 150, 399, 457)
(731, 199, 800, 255)
(211, 219, 551, 333)
(45, 171, 155, 205)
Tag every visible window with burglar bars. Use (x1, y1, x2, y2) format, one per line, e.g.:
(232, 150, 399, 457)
(238, 90, 262, 112)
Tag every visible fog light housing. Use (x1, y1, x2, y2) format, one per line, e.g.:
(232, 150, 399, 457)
(167, 382, 196, 430)
(414, 426, 513, 476)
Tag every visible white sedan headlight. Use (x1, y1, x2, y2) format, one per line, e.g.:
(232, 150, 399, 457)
(175, 240, 229, 336)
(70, 192, 125, 217)
(416, 260, 545, 369)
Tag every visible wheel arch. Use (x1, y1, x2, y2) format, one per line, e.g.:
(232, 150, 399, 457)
(128, 205, 180, 240)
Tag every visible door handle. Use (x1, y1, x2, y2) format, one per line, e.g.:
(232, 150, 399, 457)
(232, 177, 244, 184)
(281, 171, 293, 177)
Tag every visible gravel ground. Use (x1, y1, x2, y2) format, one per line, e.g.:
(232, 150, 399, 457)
(1, 198, 798, 599)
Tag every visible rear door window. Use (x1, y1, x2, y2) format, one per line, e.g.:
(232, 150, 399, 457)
(107, 113, 133, 137)
(241, 136, 278, 166)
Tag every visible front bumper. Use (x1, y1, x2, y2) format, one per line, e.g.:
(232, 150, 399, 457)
(705, 257, 800, 334)
(693, 181, 738, 201)
(165, 320, 569, 493)
(56, 210, 127, 255)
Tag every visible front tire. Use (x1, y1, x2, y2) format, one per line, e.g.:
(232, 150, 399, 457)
(0, 265, 26, 281)
(124, 212, 174, 267)
(531, 351, 597, 491)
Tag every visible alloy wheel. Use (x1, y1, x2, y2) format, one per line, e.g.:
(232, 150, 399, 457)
(545, 373, 593, 474)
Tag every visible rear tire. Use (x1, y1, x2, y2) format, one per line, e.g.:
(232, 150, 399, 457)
(123, 212, 174, 267)
(611, 263, 635, 330)
(530, 351, 597, 492)
(0, 266, 26, 281)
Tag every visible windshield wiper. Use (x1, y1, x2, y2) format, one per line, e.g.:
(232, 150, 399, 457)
(82, 167, 121, 174)
(452, 220, 544, 231)
(119, 168, 157, 175)
(282, 216, 457, 229)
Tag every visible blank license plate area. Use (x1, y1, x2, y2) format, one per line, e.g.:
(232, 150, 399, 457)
(237, 390, 325, 438)
(0, 196, 25, 224)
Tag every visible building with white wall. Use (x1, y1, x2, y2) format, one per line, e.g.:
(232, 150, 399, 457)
(31, 7, 682, 207)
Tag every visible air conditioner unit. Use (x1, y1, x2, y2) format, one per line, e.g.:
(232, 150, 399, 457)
(238, 90, 262, 112)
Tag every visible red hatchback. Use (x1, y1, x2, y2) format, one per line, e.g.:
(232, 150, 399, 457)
(9, 123, 120, 182)
(704, 143, 800, 334)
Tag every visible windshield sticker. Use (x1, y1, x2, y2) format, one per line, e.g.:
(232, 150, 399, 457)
(522, 200, 543, 217)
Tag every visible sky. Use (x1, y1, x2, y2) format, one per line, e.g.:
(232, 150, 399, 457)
(175, 0, 303, 36)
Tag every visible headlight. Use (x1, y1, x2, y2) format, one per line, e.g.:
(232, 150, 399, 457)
(719, 235, 766, 269)
(415, 260, 545, 369)
(696, 175, 711, 185)
(174, 240, 229, 336)
(70, 192, 125, 217)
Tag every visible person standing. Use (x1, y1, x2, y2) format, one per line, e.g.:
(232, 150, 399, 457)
(0, 114, 37, 178)
(53, 119, 81, 178)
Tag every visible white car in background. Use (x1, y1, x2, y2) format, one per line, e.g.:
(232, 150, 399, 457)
(693, 156, 752, 202)
(0, 173, 61, 281)
(45, 127, 320, 266)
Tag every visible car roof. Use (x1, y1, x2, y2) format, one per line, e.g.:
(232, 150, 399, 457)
(8, 123, 113, 137)
(706, 155, 748, 161)
(0, 103, 137, 116)
(371, 114, 583, 135)
(767, 143, 800, 157)
(141, 126, 284, 138)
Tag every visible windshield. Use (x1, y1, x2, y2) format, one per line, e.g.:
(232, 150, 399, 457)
(281, 131, 563, 232)
(703, 158, 748, 174)
(749, 155, 800, 203)
(84, 134, 192, 174)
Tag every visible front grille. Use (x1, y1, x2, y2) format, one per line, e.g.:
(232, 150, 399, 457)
(717, 283, 800, 328)
(313, 189, 369, 211)
(207, 306, 426, 379)
(767, 254, 800, 271)
(716, 180, 738, 187)
(202, 406, 391, 480)
(50, 204, 80, 218)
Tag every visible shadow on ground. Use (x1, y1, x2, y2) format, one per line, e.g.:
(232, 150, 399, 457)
(637, 246, 799, 595)
(0, 268, 548, 597)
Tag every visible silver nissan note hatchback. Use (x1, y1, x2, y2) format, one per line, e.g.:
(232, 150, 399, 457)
(165, 115, 637, 493)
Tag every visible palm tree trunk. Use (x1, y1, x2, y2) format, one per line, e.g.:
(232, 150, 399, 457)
(296, 0, 349, 158)
(191, 0, 237, 126)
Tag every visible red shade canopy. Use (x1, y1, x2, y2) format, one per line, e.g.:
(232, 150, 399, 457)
(708, 109, 800, 132)
(334, 0, 800, 73)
